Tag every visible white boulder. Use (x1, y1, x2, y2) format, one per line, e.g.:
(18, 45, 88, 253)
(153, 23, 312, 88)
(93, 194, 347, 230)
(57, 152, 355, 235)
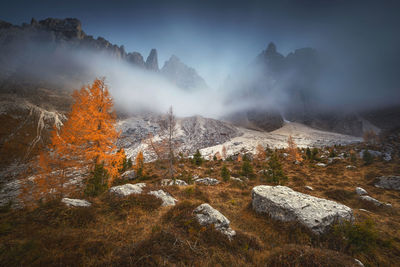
(148, 190, 177, 206)
(109, 183, 146, 196)
(193, 203, 236, 240)
(61, 198, 91, 207)
(252, 185, 354, 234)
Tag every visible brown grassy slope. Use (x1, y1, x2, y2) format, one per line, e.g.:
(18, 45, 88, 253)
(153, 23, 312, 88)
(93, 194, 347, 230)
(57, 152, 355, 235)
(1, 146, 400, 266)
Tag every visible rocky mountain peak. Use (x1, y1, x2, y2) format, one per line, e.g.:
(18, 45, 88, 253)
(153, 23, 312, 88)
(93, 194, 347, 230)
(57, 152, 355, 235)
(161, 55, 207, 90)
(35, 17, 85, 39)
(266, 42, 277, 54)
(146, 48, 159, 71)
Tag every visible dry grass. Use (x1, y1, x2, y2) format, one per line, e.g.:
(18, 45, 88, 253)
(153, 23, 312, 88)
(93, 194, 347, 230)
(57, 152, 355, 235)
(1, 143, 400, 266)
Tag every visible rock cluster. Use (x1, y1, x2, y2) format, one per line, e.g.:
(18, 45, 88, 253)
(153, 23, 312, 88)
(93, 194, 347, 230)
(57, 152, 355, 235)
(193, 203, 236, 240)
(161, 179, 188, 186)
(194, 177, 220, 186)
(252, 185, 353, 234)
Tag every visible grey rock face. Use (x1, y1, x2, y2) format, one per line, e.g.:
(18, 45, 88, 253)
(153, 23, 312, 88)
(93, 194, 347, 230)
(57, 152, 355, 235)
(148, 190, 177, 206)
(61, 198, 91, 207)
(109, 183, 146, 196)
(126, 52, 145, 68)
(195, 177, 220, 186)
(161, 179, 188, 186)
(375, 176, 400, 191)
(252, 185, 354, 234)
(161, 55, 207, 90)
(121, 170, 136, 180)
(355, 187, 368, 196)
(193, 203, 236, 240)
(145, 48, 159, 71)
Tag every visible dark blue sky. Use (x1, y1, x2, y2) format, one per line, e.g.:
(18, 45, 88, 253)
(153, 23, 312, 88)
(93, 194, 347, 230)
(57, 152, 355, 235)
(1, 0, 400, 91)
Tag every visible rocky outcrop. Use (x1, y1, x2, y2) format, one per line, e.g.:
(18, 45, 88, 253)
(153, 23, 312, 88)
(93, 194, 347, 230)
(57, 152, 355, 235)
(148, 190, 177, 206)
(61, 198, 91, 207)
(109, 183, 146, 196)
(121, 170, 136, 180)
(252, 185, 354, 234)
(193, 203, 236, 240)
(145, 49, 159, 71)
(359, 195, 392, 207)
(194, 177, 220, 186)
(161, 179, 188, 186)
(161, 55, 207, 90)
(126, 52, 145, 68)
(375, 176, 400, 191)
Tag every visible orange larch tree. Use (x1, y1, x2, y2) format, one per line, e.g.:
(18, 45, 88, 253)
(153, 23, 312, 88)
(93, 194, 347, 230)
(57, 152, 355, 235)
(23, 78, 124, 203)
(255, 144, 266, 161)
(135, 150, 145, 177)
(287, 135, 302, 162)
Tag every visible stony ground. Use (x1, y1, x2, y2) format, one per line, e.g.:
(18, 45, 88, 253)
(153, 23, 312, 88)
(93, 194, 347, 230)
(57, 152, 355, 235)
(1, 141, 399, 266)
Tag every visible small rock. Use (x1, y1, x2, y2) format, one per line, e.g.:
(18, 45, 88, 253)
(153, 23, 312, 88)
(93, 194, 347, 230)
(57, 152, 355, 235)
(355, 187, 368, 196)
(375, 176, 400, 191)
(61, 198, 91, 207)
(346, 165, 356, 170)
(109, 183, 146, 196)
(193, 203, 236, 240)
(383, 152, 392, 162)
(316, 163, 327, 167)
(195, 177, 220, 186)
(230, 177, 242, 182)
(148, 190, 177, 206)
(178, 163, 185, 168)
(121, 170, 136, 180)
(252, 185, 353, 234)
(161, 179, 188, 186)
(304, 186, 314, 191)
(354, 258, 365, 267)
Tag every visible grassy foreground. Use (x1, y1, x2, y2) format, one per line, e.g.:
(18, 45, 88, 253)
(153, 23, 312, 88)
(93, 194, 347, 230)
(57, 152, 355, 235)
(1, 145, 400, 266)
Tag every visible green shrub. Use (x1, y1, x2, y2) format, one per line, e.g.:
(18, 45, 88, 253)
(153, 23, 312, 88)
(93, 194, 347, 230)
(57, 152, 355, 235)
(221, 165, 230, 182)
(241, 161, 253, 178)
(193, 150, 203, 166)
(267, 152, 287, 184)
(85, 163, 109, 197)
(331, 219, 380, 255)
(362, 150, 373, 165)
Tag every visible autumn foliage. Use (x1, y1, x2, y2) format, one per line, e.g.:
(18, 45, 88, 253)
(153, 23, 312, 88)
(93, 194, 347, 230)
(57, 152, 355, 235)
(135, 150, 145, 178)
(287, 135, 302, 162)
(22, 78, 124, 204)
(255, 144, 267, 161)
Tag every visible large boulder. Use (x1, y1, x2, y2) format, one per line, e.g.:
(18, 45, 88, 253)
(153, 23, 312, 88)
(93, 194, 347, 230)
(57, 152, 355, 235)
(61, 198, 91, 207)
(109, 183, 146, 196)
(194, 177, 220, 186)
(193, 203, 236, 240)
(252, 185, 354, 234)
(375, 176, 400, 191)
(148, 190, 177, 206)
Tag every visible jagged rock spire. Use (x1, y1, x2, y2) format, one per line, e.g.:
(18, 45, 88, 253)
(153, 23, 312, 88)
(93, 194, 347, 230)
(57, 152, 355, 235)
(146, 48, 159, 71)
